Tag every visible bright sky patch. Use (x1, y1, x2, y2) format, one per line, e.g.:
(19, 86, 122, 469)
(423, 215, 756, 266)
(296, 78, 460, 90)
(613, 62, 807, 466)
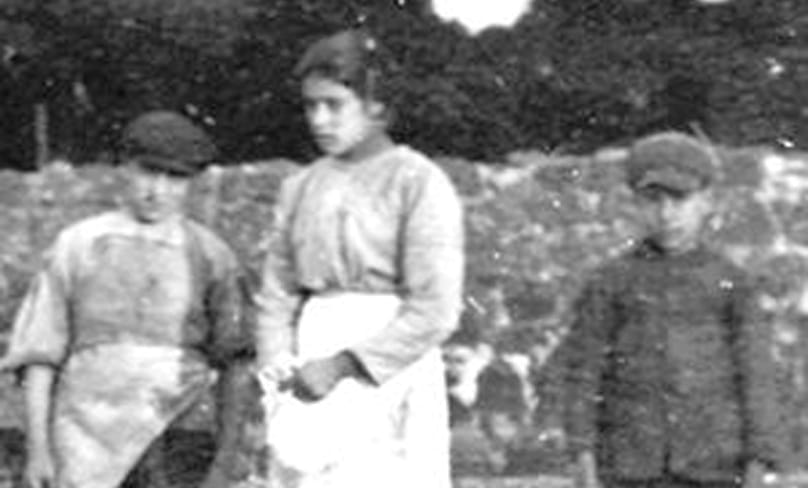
(433, 0, 532, 34)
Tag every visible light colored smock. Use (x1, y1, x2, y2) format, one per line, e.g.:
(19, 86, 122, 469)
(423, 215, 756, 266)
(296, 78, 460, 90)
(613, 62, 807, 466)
(256, 145, 465, 487)
(1, 210, 245, 488)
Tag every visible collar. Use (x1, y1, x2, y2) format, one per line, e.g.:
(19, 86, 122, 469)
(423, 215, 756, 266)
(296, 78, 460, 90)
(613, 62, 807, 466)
(633, 238, 708, 262)
(114, 210, 186, 246)
(336, 131, 395, 164)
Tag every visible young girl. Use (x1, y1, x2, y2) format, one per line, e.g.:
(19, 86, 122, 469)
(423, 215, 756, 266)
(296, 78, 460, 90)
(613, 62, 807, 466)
(255, 29, 464, 487)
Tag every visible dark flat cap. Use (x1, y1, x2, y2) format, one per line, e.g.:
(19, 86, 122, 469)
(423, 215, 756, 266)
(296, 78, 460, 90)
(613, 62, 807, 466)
(120, 111, 217, 176)
(626, 131, 716, 194)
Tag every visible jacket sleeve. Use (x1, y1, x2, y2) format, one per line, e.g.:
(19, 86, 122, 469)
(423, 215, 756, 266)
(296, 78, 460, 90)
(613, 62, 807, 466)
(350, 164, 464, 384)
(562, 269, 616, 457)
(730, 271, 786, 469)
(1, 237, 73, 373)
(254, 176, 306, 367)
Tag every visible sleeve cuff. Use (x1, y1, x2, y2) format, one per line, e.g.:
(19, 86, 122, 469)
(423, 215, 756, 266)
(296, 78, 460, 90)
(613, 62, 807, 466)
(340, 350, 376, 384)
(0, 353, 61, 373)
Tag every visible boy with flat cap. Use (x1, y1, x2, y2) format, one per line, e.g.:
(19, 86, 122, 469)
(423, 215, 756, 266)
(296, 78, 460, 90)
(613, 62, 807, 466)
(562, 132, 784, 488)
(0, 111, 249, 488)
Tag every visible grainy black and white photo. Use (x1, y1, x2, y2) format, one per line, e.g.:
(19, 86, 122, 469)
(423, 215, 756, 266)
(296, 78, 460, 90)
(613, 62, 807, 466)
(0, 1, 807, 488)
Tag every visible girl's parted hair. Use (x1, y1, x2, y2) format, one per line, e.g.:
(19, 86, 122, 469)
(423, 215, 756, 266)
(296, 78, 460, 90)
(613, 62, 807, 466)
(295, 29, 397, 107)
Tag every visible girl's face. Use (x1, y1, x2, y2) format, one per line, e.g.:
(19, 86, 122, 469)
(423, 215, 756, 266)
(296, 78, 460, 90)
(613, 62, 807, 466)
(637, 188, 713, 253)
(301, 75, 380, 159)
(123, 162, 190, 223)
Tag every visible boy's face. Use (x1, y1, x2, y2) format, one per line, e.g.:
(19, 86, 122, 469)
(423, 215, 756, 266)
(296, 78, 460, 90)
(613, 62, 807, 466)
(443, 344, 473, 386)
(123, 161, 191, 223)
(637, 186, 712, 253)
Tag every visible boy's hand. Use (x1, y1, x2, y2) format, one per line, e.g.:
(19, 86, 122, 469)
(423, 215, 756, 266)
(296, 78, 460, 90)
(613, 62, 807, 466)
(292, 352, 360, 402)
(742, 460, 767, 488)
(24, 450, 55, 488)
(573, 450, 600, 488)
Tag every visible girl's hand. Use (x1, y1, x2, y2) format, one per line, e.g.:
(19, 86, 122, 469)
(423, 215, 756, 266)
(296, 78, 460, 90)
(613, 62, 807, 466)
(292, 352, 360, 402)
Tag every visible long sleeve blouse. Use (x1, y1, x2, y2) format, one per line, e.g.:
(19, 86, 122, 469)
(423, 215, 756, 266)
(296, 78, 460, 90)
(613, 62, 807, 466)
(255, 145, 464, 384)
(2, 210, 247, 371)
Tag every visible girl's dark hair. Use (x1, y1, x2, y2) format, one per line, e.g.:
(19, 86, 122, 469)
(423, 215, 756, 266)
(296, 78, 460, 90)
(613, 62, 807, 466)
(295, 29, 396, 106)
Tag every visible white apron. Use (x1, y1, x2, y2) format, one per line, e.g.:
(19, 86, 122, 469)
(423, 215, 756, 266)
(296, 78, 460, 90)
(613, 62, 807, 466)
(52, 344, 216, 488)
(261, 293, 451, 488)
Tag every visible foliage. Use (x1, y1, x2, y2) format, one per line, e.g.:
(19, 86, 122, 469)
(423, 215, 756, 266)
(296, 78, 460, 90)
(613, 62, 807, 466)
(0, 0, 806, 168)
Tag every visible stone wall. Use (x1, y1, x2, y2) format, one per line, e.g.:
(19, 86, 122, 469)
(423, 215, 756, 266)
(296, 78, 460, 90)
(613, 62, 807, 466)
(1, 146, 808, 481)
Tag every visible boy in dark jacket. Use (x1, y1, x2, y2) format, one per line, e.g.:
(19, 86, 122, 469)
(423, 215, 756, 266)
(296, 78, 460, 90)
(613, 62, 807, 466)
(563, 132, 783, 488)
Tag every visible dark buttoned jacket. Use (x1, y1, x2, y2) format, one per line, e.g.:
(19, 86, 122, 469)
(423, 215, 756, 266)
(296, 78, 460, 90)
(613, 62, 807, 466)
(562, 241, 783, 481)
